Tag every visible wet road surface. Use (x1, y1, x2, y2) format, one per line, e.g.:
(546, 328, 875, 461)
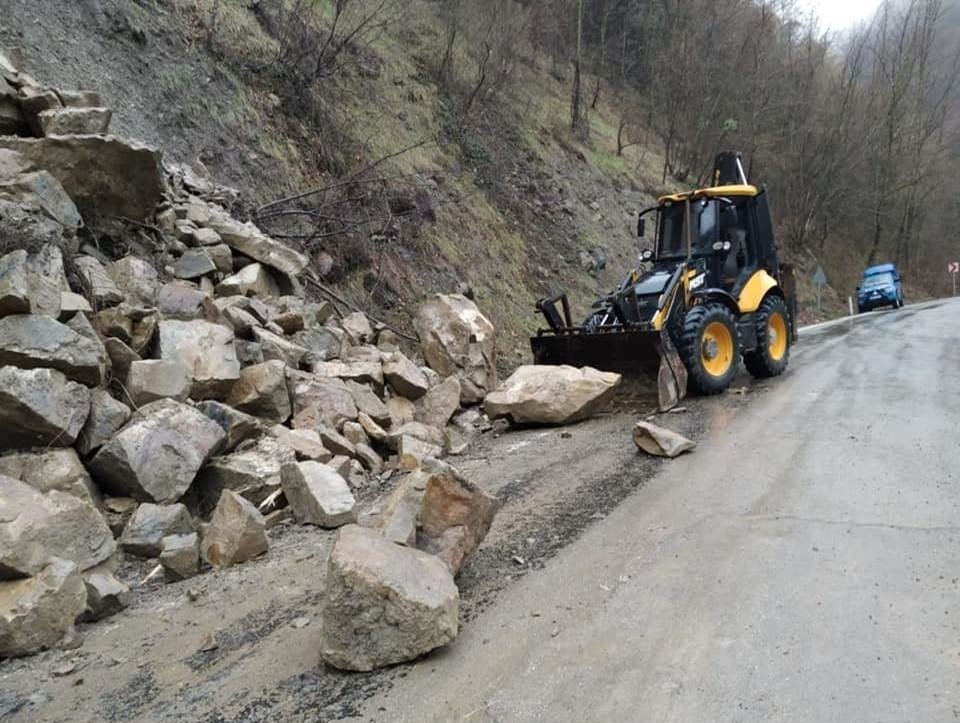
(352, 299, 960, 722)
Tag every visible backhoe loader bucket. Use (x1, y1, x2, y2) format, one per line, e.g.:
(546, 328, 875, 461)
(530, 326, 687, 411)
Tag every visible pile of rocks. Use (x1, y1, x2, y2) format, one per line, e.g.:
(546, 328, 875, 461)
(0, 52, 500, 659)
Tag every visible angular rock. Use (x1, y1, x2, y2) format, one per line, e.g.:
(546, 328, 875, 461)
(24, 243, 66, 318)
(222, 305, 262, 337)
(200, 490, 268, 568)
(270, 425, 331, 462)
(159, 533, 200, 581)
(73, 255, 124, 307)
(416, 460, 498, 574)
(0, 314, 105, 386)
(119, 502, 194, 558)
(386, 396, 416, 428)
(413, 294, 496, 403)
(358, 411, 388, 443)
(235, 339, 264, 367)
(79, 565, 129, 622)
(215, 262, 281, 299)
(396, 436, 443, 470)
(317, 426, 356, 458)
(376, 468, 430, 546)
(207, 243, 233, 274)
(484, 365, 621, 425)
(319, 525, 458, 671)
(174, 248, 217, 280)
(340, 312, 373, 344)
(89, 399, 225, 502)
(76, 389, 130, 456)
(207, 214, 309, 277)
(59, 291, 92, 320)
(290, 373, 358, 431)
(126, 359, 191, 406)
(382, 352, 429, 400)
(354, 443, 383, 474)
(415, 376, 461, 429)
(93, 305, 157, 355)
(254, 327, 307, 368)
(387, 421, 445, 450)
(196, 401, 263, 453)
(58, 90, 103, 108)
(108, 256, 159, 307)
(0, 366, 90, 450)
(225, 360, 291, 424)
(342, 421, 369, 447)
(157, 282, 208, 320)
(192, 227, 222, 247)
(0, 476, 115, 578)
(157, 319, 241, 399)
(0, 449, 98, 506)
(632, 421, 696, 458)
(38, 107, 112, 136)
(0, 135, 164, 221)
(281, 461, 357, 528)
(291, 327, 342, 366)
(102, 497, 137, 538)
(313, 359, 384, 388)
(0, 558, 86, 657)
(102, 337, 139, 381)
(269, 296, 306, 334)
(0, 249, 31, 317)
(188, 435, 293, 515)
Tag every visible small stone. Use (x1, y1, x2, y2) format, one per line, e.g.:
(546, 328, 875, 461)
(159, 533, 200, 581)
(80, 565, 130, 622)
(200, 490, 268, 568)
(120, 503, 194, 558)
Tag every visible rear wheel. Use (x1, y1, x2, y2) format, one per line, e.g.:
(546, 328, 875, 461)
(679, 303, 740, 395)
(744, 294, 791, 378)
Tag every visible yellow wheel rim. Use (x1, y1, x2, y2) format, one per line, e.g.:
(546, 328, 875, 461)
(768, 311, 787, 361)
(700, 321, 734, 377)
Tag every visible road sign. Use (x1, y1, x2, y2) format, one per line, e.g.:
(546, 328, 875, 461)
(949, 261, 959, 273)
(812, 266, 827, 311)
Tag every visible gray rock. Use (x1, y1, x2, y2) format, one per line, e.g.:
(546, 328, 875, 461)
(281, 461, 357, 528)
(268, 296, 306, 334)
(196, 401, 263, 453)
(484, 365, 622, 425)
(74, 255, 124, 307)
(37, 107, 112, 136)
(0, 249, 30, 317)
(102, 496, 137, 538)
(382, 351, 429, 400)
(269, 425, 331, 462)
(207, 243, 233, 274)
(312, 359, 384, 389)
(207, 213, 309, 277)
(192, 227, 222, 247)
(0, 135, 164, 221)
(340, 312, 373, 344)
(24, 243, 66, 318)
(0, 557, 86, 657)
(345, 380, 392, 427)
(632, 421, 696, 458)
(225, 360, 291, 424)
(76, 389, 130, 456)
(59, 291, 92, 320)
(157, 319, 241, 400)
(215, 263, 280, 299)
(376, 468, 430, 546)
(126, 359, 192, 406)
(120, 502, 194, 558)
(174, 248, 217, 280)
(354, 443, 383, 474)
(159, 533, 200, 581)
(415, 375, 461, 429)
(0, 314, 106, 386)
(0, 448, 98, 506)
(342, 421, 369, 447)
(200, 490, 268, 568)
(254, 327, 307, 368)
(103, 338, 139, 383)
(357, 411, 388, 443)
(319, 525, 458, 671)
(289, 373, 358, 431)
(317, 426, 356, 457)
(0, 475, 115, 579)
(93, 304, 157, 356)
(291, 327, 342, 364)
(157, 282, 208, 320)
(413, 294, 497, 403)
(235, 339, 264, 367)
(386, 396, 416, 428)
(79, 564, 129, 621)
(89, 399, 225, 502)
(108, 256, 159, 306)
(188, 435, 293, 515)
(0, 366, 90, 450)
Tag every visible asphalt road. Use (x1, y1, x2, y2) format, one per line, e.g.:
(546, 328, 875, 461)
(353, 299, 960, 722)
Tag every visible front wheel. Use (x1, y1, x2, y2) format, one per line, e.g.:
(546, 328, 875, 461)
(744, 294, 791, 378)
(679, 303, 740, 395)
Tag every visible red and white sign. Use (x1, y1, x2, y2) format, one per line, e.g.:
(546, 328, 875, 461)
(950, 261, 959, 273)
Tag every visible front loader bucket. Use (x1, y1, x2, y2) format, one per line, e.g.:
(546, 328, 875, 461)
(530, 327, 687, 411)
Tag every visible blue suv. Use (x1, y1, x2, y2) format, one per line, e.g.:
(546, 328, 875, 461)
(856, 263, 904, 312)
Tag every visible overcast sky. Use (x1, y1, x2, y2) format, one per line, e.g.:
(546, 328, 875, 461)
(796, 0, 882, 29)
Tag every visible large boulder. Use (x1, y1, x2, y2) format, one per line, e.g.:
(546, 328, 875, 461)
(196, 401, 263, 453)
(0, 448, 98, 505)
(0, 135, 164, 221)
(0, 475, 115, 579)
(0, 557, 86, 657)
(0, 177, 79, 255)
(187, 435, 293, 515)
(415, 375, 461, 429)
(74, 255, 124, 307)
(413, 294, 496, 403)
(156, 319, 241, 399)
(483, 365, 621, 425)
(0, 366, 90, 450)
(125, 359, 192, 406)
(225, 359, 291, 423)
(281, 461, 357, 528)
(216, 263, 280, 299)
(120, 503, 194, 558)
(382, 351, 429, 400)
(0, 249, 31, 317)
(88, 399, 225, 503)
(207, 212, 309, 277)
(200, 490, 268, 568)
(107, 256, 159, 306)
(0, 314, 106, 386)
(37, 107, 112, 136)
(76, 388, 131, 456)
(319, 525, 459, 671)
(289, 373, 358, 431)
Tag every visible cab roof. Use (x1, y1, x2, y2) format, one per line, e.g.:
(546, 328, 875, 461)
(863, 263, 896, 276)
(658, 184, 759, 205)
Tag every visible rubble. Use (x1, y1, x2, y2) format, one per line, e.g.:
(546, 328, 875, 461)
(484, 365, 622, 424)
(108, 256, 160, 306)
(319, 525, 459, 671)
(281, 461, 357, 528)
(632, 421, 696, 458)
(120, 502, 194, 558)
(200, 490, 268, 568)
(189, 435, 293, 514)
(415, 375, 461, 429)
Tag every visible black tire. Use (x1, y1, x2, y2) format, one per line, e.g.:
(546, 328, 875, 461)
(743, 294, 791, 378)
(679, 303, 740, 395)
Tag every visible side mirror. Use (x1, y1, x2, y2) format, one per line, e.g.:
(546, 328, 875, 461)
(640, 248, 654, 262)
(637, 217, 646, 238)
(855, 286, 860, 292)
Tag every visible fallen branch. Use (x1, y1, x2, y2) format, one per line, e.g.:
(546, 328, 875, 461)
(303, 275, 419, 344)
